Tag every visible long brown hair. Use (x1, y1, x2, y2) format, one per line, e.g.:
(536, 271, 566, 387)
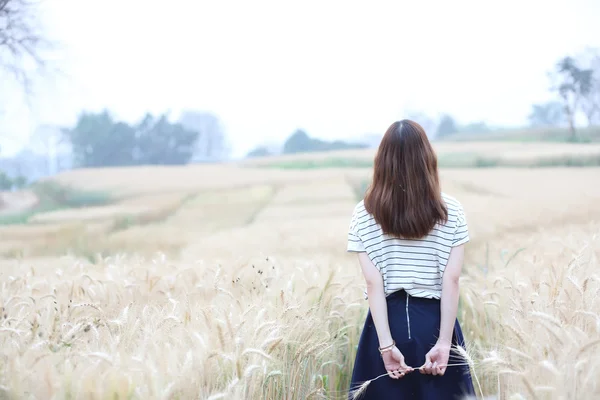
(364, 120, 448, 239)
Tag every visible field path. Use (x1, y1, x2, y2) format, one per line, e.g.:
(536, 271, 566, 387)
(0, 191, 38, 216)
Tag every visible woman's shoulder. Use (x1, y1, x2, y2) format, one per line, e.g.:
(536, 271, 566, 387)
(351, 200, 368, 219)
(441, 192, 464, 212)
(351, 200, 373, 222)
(353, 199, 366, 212)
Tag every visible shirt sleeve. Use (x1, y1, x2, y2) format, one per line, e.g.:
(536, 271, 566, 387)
(452, 205, 470, 247)
(347, 206, 366, 252)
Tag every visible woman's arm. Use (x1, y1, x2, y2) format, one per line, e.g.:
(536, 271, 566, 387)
(357, 252, 393, 347)
(420, 243, 464, 375)
(357, 252, 413, 378)
(438, 244, 464, 345)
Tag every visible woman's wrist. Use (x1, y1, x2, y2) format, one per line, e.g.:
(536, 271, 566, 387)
(377, 333, 394, 349)
(378, 339, 396, 354)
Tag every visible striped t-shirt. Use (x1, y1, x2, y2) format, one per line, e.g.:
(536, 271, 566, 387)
(347, 192, 469, 299)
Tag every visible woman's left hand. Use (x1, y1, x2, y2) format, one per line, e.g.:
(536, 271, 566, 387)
(381, 346, 413, 379)
(420, 342, 451, 376)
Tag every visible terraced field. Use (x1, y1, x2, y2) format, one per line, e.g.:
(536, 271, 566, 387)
(1, 142, 600, 399)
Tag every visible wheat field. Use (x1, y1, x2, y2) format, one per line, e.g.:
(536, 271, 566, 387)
(1, 145, 600, 399)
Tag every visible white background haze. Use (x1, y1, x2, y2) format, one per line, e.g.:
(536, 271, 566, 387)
(1, 0, 599, 158)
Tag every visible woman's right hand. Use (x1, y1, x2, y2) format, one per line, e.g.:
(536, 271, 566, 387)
(381, 346, 413, 379)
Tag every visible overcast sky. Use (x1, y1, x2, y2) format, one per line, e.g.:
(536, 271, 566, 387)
(2, 0, 599, 158)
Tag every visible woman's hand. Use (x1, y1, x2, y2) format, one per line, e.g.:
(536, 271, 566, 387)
(419, 342, 451, 376)
(381, 346, 413, 379)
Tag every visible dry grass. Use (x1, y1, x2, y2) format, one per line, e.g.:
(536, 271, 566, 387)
(1, 159, 600, 399)
(0, 253, 365, 399)
(460, 222, 600, 398)
(46, 164, 360, 197)
(269, 181, 356, 205)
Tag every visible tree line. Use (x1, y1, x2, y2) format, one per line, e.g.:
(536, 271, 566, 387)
(2, 0, 600, 184)
(0, 109, 229, 189)
(247, 129, 368, 158)
(63, 110, 228, 168)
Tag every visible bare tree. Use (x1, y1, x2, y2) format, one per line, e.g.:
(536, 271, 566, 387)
(1, 0, 56, 163)
(580, 50, 600, 126)
(551, 56, 594, 141)
(0, 0, 49, 95)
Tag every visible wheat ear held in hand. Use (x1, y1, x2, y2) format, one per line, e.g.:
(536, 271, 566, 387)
(349, 363, 471, 400)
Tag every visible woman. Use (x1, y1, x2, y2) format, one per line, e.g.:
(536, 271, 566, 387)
(347, 120, 475, 399)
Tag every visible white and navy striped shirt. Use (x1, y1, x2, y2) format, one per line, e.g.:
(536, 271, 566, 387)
(347, 192, 469, 299)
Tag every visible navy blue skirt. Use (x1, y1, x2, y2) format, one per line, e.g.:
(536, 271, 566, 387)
(348, 290, 476, 400)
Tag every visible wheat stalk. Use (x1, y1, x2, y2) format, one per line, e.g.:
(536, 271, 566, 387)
(349, 363, 473, 400)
